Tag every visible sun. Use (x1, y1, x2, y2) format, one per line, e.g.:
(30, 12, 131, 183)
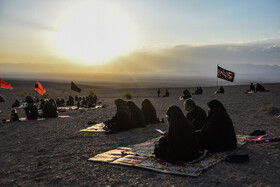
(53, 2, 135, 65)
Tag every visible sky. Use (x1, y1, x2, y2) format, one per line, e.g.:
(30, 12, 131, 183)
(0, 0, 280, 84)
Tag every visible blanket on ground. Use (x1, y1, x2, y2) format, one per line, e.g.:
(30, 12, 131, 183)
(244, 134, 280, 143)
(57, 105, 103, 110)
(89, 135, 248, 176)
(80, 123, 156, 132)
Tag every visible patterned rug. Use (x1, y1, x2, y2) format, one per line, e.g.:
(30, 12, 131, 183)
(80, 123, 156, 132)
(89, 135, 248, 176)
(80, 123, 107, 132)
(57, 105, 103, 110)
(244, 134, 280, 143)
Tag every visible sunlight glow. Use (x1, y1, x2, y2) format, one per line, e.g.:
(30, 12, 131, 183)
(54, 2, 135, 65)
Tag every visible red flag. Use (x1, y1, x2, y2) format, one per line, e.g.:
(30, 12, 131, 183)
(0, 79, 13, 89)
(35, 81, 46, 95)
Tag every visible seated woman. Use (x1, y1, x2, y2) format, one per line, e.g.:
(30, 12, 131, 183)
(24, 98, 39, 120)
(193, 86, 203, 95)
(10, 109, 19, 122)
(249, 83, 255, 91)
(43, 100, 58, 118)
(182, 88, 192, 99)
(66, 96, 74, 106)
(141, 99, 159, 124)
(198, 99, 237, 152)
(11, 99, 20, 107)
(256, 83, 269, 92)
(215, 86, 224, 94)
(104, 99, 132, 132)
(127, 101, 146, 128)
(154, 106, 200, 163)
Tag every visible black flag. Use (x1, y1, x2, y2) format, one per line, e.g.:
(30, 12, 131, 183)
(217, 66, 235, 82)
(71, 82, 81, 93)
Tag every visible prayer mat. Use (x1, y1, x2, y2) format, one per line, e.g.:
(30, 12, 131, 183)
(89, 135, 248, 176)
(5, 115, 70, 123)
(80, 123, 154, 132)
(244, 134, 280, 143)
(80, 123, 106, 132)
(57, 105, 103, 110)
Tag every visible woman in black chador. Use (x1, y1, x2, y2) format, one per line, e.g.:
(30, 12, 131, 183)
(199, 99, 237, 152)
(127, 101, 146, 128)
(141, 99, 159, 124)
(154, 106, 200, 162)
(104, 99, 132, 132)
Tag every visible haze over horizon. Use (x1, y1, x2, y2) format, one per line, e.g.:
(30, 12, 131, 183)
(0, 0, 280, 85)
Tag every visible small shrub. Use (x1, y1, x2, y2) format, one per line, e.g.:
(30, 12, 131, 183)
(123, 92, 133, 100)
(16, 92, 27, 98)
(261, 104, 279, 115)
(42, 93, 49, 99)
(89, 89, 94, 97)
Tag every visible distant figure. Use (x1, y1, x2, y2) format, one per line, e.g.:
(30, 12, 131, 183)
(56, 98, 62, 107)
(0, 95, 5, 102)
(249, 83, 255, 91)
(75, 95, 79, 101)
(66, 96, 74, 106)
(104, 99, 132, 132)
(184, 99, 207, 131)
(93, 95, 98, 105)
(256, 83, 268, 92)
(25, 96, 34, 104)
(24, 96, 39, 120)
(10, 109, 19, 122)
(215, 86, 224, 94)
(154, 106, 200, 163)
(193, 86, 203, 95)
(60, 98, 65, 106)
(157, 89, 161, 97)
(42, 100, 58, 118)
(163, 90, 170, 97)
(77, 101, 80, 108)
(39, 99, 45, 109)
(81, 97, 87, 107)
(127, 101, 146, 128)
(181, 88, 192, 100)
(141, 99, 159, 124)
(198, 100, 237, 152)
(12, 99, 20, 107)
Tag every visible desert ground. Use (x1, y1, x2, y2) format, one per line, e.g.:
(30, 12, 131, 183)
(0, 80, 280, 186)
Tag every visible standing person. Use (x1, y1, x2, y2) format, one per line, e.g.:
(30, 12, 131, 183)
(157, 89, 161, 97)
(154, 106, 200, 162)
(198, 99, 237, 152)
(184, 99, 207, 130)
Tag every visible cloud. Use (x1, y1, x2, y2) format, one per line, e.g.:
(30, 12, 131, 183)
(1, 38, 280, 84)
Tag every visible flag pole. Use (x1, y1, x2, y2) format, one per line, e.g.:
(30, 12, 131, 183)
(217, 64, 218, 87)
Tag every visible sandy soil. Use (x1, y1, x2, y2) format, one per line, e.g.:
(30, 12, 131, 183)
(0, 80, 280, 186)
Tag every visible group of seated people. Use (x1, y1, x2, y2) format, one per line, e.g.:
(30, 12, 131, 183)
(10, 96, 59, 121)
(103, 98, 160, 133)
(62, 95, 98, 108)
(248, 83, 269, 92)
(192, 86, 203, 95)
(154, 98, 237, 163)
